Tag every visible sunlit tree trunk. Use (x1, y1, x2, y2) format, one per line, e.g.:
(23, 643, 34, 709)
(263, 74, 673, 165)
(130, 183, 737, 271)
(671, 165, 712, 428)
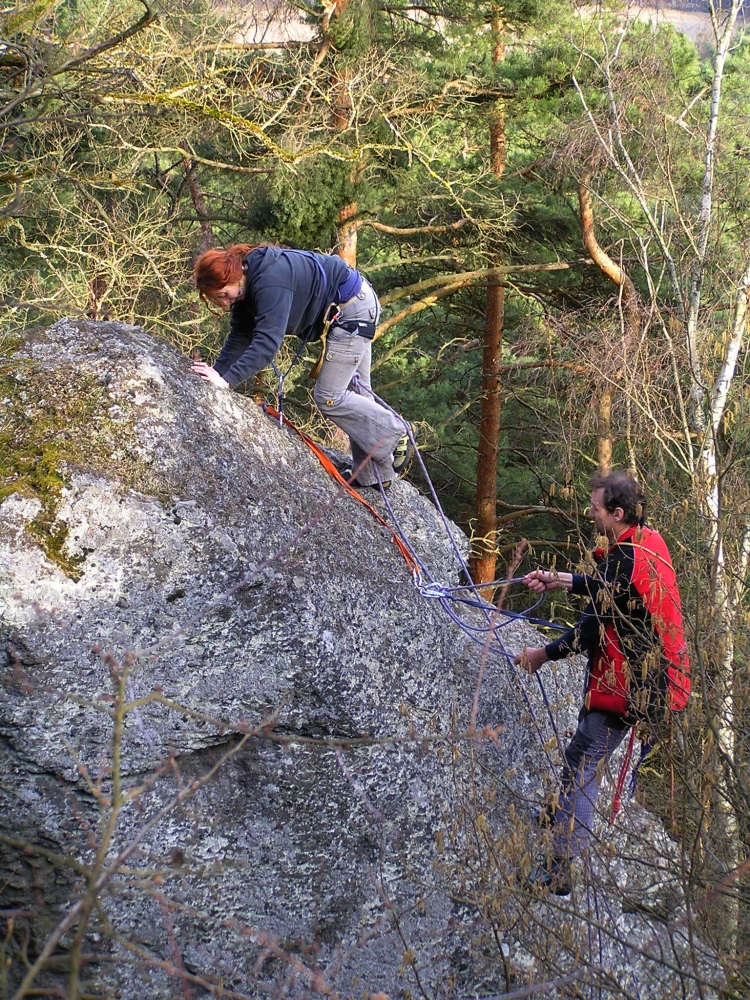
(687, 2, 745, 952)
(331, 68, 358, 267)
(694, 257, 750, 952)
(577, 174, 638, 474)
(336, 197, 358, 267)
(470, 11, 505, 588)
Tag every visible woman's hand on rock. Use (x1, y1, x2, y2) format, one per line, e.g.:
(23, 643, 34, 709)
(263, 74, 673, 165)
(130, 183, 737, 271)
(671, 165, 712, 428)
(191, 362, 230, 389)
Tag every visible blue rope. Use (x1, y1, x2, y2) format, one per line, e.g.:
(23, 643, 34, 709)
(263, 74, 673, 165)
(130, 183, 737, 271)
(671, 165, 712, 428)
(422, 592, 569, 632)
(359, 383, 567, 771)
(373, 466, 560, 768)
(417, 581, 548, 627)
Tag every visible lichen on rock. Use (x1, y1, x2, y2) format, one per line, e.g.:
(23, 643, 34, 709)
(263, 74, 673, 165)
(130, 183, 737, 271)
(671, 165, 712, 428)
(0, 326, 170, 578)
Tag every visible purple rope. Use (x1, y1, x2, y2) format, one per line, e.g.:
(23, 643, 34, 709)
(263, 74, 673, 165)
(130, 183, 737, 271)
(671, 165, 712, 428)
(592, 879, 644, 999)
(369, 438, 565, 772)
(593, 881, 603, 1000)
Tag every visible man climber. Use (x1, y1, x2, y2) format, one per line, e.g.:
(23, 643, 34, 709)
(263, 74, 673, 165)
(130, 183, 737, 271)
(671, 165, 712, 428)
(513, 471, 689, 895)
(191, 243, 411, 488)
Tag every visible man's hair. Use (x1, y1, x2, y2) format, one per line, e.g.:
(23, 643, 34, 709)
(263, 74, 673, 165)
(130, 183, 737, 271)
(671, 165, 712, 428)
(588, 470, 646, 526)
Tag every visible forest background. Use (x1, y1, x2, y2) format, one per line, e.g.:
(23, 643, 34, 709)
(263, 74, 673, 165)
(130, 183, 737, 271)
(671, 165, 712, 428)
(2, 0, 750, 990)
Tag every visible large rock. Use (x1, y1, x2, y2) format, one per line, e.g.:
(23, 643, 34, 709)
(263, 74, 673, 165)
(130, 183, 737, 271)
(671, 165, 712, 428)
(0, 320, 720, 998)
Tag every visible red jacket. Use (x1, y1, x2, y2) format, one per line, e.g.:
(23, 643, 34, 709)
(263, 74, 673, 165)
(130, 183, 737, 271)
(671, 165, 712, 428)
(545, 525, 690, 720)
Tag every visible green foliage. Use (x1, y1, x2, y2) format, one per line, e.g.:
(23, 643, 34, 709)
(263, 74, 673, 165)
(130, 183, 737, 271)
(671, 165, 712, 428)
(325, 0, 378, 54)
(260, 157, 356, 248)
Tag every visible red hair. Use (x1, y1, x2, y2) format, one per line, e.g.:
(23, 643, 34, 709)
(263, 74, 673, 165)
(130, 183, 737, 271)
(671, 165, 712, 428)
(194, 244, 261, 301)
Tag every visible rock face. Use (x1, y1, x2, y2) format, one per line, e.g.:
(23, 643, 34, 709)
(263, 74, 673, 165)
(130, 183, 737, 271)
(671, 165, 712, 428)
(1, 320, 719, 998)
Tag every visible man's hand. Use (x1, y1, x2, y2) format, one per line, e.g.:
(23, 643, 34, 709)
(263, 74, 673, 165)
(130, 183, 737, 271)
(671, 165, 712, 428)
(191, 362, 230, 389)
(521, 569, 572, 594)
(513, 646, 549, 673)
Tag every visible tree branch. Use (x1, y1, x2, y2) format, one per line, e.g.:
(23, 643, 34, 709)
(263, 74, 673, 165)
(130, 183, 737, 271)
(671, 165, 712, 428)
(379, 259, 593, 308)
(362, 217, 471, 236)
(1, 0, 156, 121)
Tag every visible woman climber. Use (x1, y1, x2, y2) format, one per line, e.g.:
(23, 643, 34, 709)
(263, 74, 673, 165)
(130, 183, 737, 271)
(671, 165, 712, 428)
(191, 243, 411, 489)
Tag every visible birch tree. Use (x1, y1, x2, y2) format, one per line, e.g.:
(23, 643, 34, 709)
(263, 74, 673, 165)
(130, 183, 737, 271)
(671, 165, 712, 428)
(568, 1, 750, 959)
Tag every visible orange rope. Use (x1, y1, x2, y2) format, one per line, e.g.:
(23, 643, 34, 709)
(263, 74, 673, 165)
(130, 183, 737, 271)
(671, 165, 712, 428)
(260, 404, 419, 576)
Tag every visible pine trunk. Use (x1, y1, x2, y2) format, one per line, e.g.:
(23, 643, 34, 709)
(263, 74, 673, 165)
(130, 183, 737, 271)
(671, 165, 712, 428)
(336, 200, 358, 268)
(469, 15, 505, 588)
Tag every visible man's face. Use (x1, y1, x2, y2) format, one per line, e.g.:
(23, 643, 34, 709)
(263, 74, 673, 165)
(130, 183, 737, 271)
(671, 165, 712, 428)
(588, 487, 623, 539)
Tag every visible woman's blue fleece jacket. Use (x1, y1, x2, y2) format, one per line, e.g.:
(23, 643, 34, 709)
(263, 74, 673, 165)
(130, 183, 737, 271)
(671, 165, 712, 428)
(213, 246, 355, 388)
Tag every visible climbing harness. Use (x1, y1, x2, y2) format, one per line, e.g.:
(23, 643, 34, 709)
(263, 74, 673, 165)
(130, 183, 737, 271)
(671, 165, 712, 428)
(308, 302, 340, 381)
(271, 340, 309, 426)
(273, 298, 342, 408)
(267, 253, 370, 409)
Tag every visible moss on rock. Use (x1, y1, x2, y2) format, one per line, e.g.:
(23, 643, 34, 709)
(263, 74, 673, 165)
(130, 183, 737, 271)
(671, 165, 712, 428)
(0, 355, 165, 579)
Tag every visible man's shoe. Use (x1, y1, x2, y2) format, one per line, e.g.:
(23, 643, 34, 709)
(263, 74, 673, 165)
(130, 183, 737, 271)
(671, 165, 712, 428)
(392, 425, 416, 477)
(527, 856, 572, 896)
